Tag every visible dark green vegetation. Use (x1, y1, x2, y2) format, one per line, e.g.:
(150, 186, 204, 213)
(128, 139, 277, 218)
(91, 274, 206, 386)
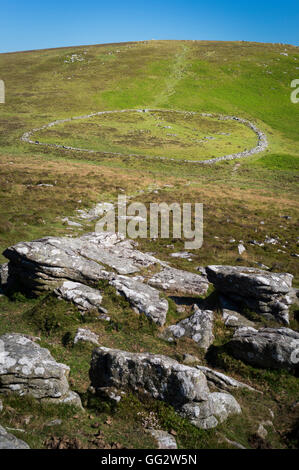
(0, 40, 298, 448)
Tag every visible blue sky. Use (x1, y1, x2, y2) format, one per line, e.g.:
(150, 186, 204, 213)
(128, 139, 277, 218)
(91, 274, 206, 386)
(0, 0, 298, 53)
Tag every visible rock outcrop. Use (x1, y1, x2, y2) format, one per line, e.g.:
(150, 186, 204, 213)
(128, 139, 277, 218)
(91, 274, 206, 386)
(54, 281, 107, 315)
(74, 328, 100, 346)
(206, 265, 293, 324)
(220, 296, 256, 328)
(148, 267, 209, 296)
(0, 425, 30, 449)
(110, 275, 168, 326)
(148, 429, 177, 449)
(2, 232, 162, 293)
(180, 392, 241, 429)
(89, 347, 241, 429)
(196, 366, 258, 392)
(2, 233, 179, 326)
(0, 333, 81, 407)
(227, 327, 299, 371)
(162, 305, 214, 349)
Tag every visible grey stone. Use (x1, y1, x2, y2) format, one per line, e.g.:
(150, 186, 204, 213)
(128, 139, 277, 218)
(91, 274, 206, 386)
(90, 347, 210, 407)
(74, 328, 99, 346)
(148, 429, 177, 449)
(182, 354, 200, 365)
(0, 333, 81, 406)
(90, 347, 241, 429)
(179, 392, 241, 429)
(148, 267, 209, 296)
(206, 265, 293, 324)
(227, 327, 299, 371)
(220, 296, 256, 328)
(222, 437, 246, 449)
(0, 425, 30, 449)
(45, 419, 62, 427)
(170, 252, 193, 260)
(54, 281, 104, 313)
(3, 232, 162, 293)
(162, 305, 214, 349)
(110, 275, 168, 326)
(0, 262, 18, 294)
(257, 423, 268, 439)
(196, 366, 258, 392)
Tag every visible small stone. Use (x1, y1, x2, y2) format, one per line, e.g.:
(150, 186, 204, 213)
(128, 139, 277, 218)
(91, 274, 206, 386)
(74, 328, 99, 346)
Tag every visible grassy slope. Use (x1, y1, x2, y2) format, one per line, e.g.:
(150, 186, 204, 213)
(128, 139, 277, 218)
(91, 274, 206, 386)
(0, 40, 298, 449)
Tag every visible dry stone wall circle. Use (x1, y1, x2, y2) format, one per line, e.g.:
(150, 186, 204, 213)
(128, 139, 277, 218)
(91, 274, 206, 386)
(21, 108, 268, 164)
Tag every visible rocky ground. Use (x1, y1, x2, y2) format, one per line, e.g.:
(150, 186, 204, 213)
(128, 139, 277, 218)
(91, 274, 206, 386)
(0, 230, 298, 449)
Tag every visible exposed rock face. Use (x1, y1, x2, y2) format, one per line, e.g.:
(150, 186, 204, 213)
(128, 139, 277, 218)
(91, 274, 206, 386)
(162, 305, 214, 349)
(220, 296, 256, 329)
(90, 347, 209, 405)
(90, 347, 241, 429)
(148, 429, 177, 449)
(110, 275, 169, 326)
(74, 328, 99, 346)
(180, 392, 241, 429)
(0, 333, 81, 407)
(206, 265, 293, 324)
(196, 366, 257, 392)
(3, 232, 161, 293)
(0, 425, 30, 449)
(54, 281, 105, 314)
(148, 267, 209, 296)
(227, 327, 299, 371)
(2, 233, 175, 325)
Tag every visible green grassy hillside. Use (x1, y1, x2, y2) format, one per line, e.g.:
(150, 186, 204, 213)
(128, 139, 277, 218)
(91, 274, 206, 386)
(0, 40, 298, 449)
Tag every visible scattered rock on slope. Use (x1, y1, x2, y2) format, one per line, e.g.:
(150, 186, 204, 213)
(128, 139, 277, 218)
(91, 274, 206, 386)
(74, 328, 100, 346)
(196, 366, 258, 392)
(0, 333, 82, 407)
(148, 429, 177, 449)
(110, 275, 169, 326)
(206, 265, 293, 324)
(54, 281, 107, 315)
(227, 327, 299, 371)
(162, 305, 214, 349)
(147, 266, 209, 296)
(219, 296, 256, 328)
(89, 347, 241, 429)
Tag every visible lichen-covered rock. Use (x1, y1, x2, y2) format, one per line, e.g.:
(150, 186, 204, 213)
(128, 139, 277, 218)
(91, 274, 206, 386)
(90, 347, 210, 406)
(148, 429, 177, 449)
(2, 232, 161, 293)
(227, 327, 299, 371)
(148, 267, 209, 296)
(180, 393, 241, 429)
(0, 333, 81, 406)
(162, 305, 214, 349)
(74, 328, 99, 346)
(54, 281, 105, 313)
(220, 296, 256, 328)
(206, 265, 293, 324)
(0, 425, 30, 449)
(196, 366, 258, 392)
(89, 347, 241, 429)
(110, 275, 168, 326)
